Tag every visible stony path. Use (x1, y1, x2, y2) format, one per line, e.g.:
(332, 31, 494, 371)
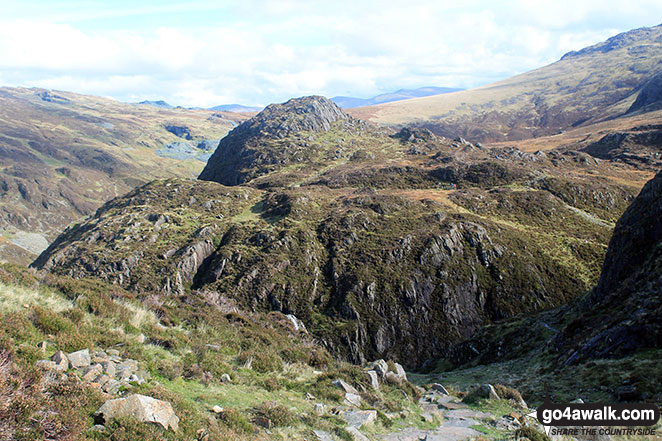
(379, 390, 498, 441)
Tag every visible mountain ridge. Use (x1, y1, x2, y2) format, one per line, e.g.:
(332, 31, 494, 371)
(349, 24, 662, 143)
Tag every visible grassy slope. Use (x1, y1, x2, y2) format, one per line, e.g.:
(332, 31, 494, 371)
(0, 263, 430, 441)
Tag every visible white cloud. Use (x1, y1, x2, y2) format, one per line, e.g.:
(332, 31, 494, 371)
(0, 1, 660, 106)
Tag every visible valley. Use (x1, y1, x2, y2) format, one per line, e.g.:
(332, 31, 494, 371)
(0, 21, 661, 441)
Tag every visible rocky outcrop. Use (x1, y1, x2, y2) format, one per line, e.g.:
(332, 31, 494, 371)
(627, 71, 662, 114)
(198, 96, 363, 186)
(594, 170, 662, 297)
(581, 125, 662, 170)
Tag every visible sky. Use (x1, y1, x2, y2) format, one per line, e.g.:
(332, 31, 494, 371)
(0, 1, 660, 107)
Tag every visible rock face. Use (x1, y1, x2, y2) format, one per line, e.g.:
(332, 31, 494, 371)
(199, 96, 360, 185)
(441, 170, 662, 373)
(594, 170, 662, 298)
(95, 394, 179, 431)
(555, 170, 662, 364)
(628, 71, 662, 114)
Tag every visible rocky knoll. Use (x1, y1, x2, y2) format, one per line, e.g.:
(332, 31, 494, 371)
(199, 96, 365, 186)
(33, 96, 636, 368)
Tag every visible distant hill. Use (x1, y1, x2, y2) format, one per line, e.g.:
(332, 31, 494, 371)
(0, 87, 249, 264)
(137, 100, 173, 109)
(331, 86, 462, 109)
(350, 24, 662, 142)
(208, 103, 263, 113)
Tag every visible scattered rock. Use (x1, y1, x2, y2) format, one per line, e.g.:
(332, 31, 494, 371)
(91, 350, 108, 363)
(89, 425, 106, 433)
(384, 371, 402, 385)
(81, 364, 103, 382)
(68, 349, 91, 369)
(95, 394, 179, 431)
(345, 426, 369, 441)
(343, 410, 377, 428)
(313, 403, 325, 416)
(480, 384, 500, 400)
(430, 383, 449, 395)
(52, 351, 69, 371)
(332, 379, 359, 395)
(212, 405, 224, 414)
(103, 379, 121, 394)
(366, 359, 388, 378)
(365, 370, 379, 390)
(313, 430, 335, 441)
(495, 415, 521, 430)
(136, 334, 146, 344)
(220, 373, 232, 383)
(35, 360, 57, 370)
(344, 393, 362, 407)
(37, 341, 48, 352)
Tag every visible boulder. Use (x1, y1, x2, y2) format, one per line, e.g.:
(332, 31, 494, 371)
(365, 370, 379, 390)
(52, 351, 69, 371)
(480, 384, 500, 400)
(332, 378, 358, 395)
(384, 371, 402, 385)
(345, 426, 369, 441)
(392, 362, 407, 381)
(313, 430, 335, 441)
(344, 393, 362, 407)
(367, 359, 388, 378)
(68, 349, 91, 369)
(430, 383, 449, 395)
(95, 394, 179, 431)
(35, 360, 57, 370)
(101, 361, 116, 378)
(81, 364, 103, 382)
(342, 410, 377, 428)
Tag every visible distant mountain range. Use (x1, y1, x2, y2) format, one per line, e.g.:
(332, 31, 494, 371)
(208, 104, 264, 113)
(331, 86, 462, 108)
(135, 86, 463, 113)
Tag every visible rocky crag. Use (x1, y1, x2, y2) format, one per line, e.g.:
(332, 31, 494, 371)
(431, 170, 662, 404)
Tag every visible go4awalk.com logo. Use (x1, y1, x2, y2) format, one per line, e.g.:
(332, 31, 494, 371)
(527, 399, 660, 437)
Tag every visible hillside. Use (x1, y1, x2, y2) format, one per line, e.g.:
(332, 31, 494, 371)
(425, 170, 662, 405)
(34, 96, 647, 370)
(0, 87, 250, 264)
(350, 24, 662, 143)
